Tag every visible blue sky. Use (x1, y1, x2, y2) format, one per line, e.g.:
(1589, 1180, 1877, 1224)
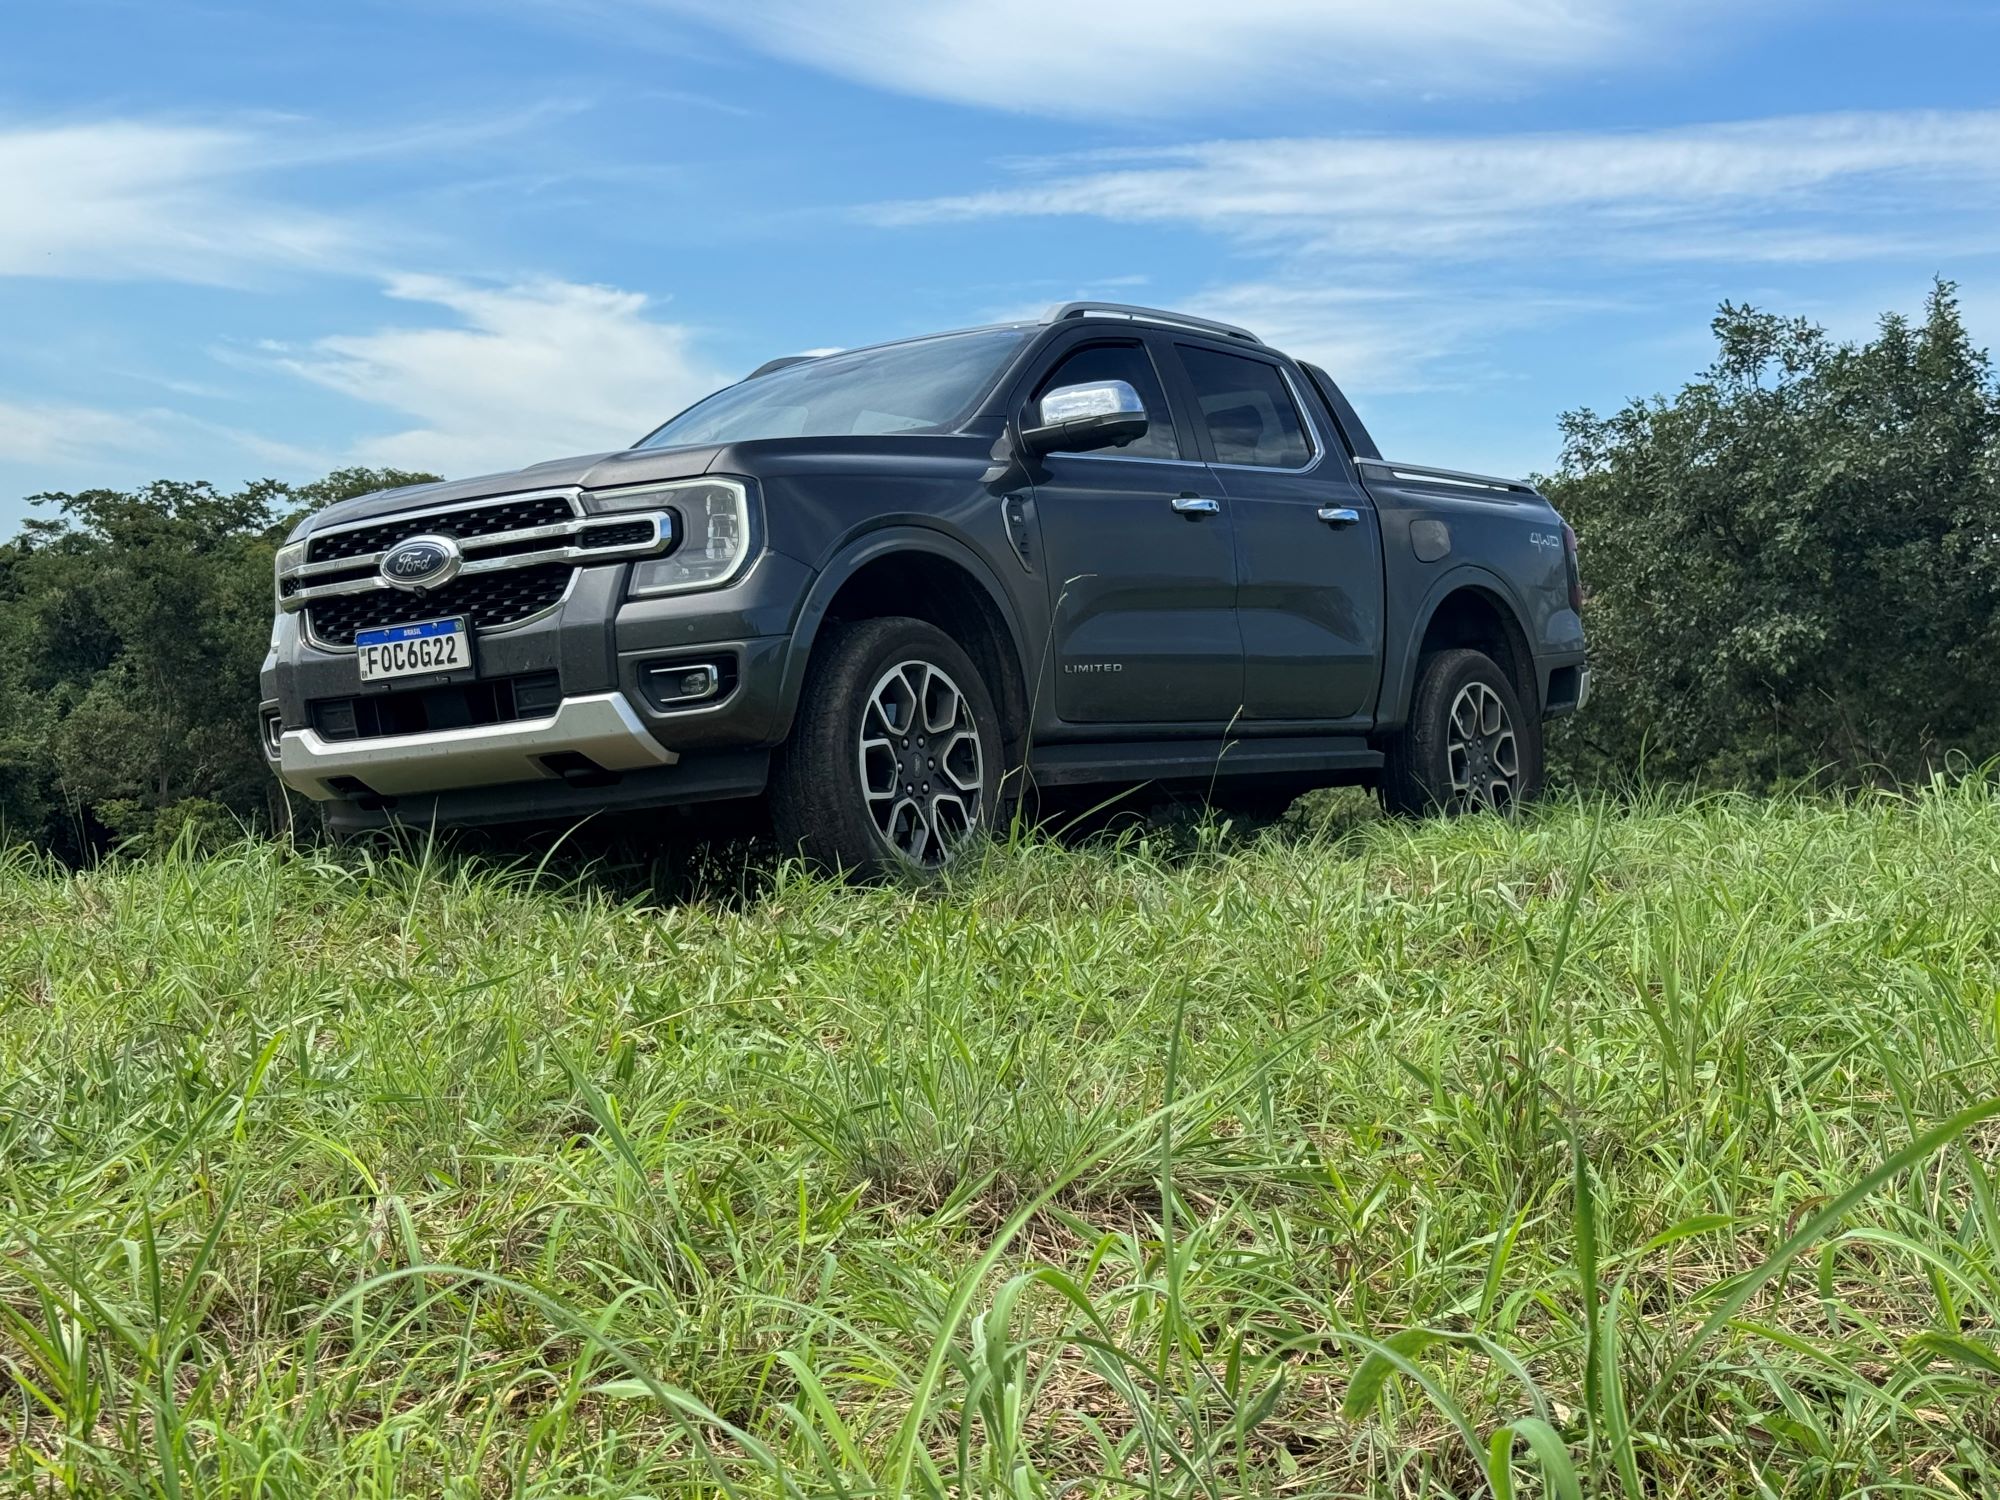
(3, 0, 1998, 527)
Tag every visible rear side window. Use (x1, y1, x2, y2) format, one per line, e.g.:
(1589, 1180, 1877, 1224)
(1178, 346, 1314, 468)
(1031, 341, 1180, 460)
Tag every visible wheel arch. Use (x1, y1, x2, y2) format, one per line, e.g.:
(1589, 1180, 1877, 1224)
(1380, 567, 1540, 735)
(778, 528, 1033, 760)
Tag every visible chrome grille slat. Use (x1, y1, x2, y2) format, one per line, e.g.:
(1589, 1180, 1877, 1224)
(304, 490, 581, 564)
(280, 517, 671, 606)
(289, 517, 599, 580)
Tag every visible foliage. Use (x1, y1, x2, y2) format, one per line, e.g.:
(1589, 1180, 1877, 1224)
(0, 468, 435, 857)
(1545, 281, 2000, 788)
(4, 788, 2000, 1494)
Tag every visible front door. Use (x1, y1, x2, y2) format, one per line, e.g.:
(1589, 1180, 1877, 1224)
(1024, 335, 1243, 724)
(1169, 339, 1384, 724)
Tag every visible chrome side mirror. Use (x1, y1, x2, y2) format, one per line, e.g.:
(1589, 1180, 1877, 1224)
(1019, 379, 1149, 457)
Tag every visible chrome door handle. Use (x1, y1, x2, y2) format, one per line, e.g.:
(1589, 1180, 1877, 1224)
(1172, 495, 1222, 516)
(1317, 506, 1361, 528)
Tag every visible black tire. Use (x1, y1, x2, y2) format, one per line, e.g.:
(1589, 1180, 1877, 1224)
(1379, 648, 1542, 816)
(770, 617, 1005, 878)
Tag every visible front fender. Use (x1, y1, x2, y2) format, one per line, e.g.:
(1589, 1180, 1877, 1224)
(772, 525, 1033, 736)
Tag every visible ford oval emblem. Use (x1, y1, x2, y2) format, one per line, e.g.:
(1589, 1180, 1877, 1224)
(380, 534, 462, 591)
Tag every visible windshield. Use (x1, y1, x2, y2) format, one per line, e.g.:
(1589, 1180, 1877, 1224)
(637, 327, 1030, 449)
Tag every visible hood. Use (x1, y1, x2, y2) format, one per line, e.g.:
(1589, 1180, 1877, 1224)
(300, 443, 728, 532)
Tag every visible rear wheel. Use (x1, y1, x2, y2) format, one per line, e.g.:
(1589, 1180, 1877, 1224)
(771, 617, 1003, 878)
(1380, 648, 1541, 816)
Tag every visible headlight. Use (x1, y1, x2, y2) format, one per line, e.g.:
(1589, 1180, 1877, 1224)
(588, 477, 758, 596)
(273, 537, 308, 604)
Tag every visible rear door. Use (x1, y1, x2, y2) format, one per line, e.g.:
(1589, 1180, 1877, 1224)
(1168, 340, 1384, 725)
(1022, 333, 1243, 724)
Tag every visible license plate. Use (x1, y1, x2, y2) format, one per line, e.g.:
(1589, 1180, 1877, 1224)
(355, 617, 471, 683)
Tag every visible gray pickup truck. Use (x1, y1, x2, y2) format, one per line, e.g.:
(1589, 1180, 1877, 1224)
(263, 302, 1588, 873)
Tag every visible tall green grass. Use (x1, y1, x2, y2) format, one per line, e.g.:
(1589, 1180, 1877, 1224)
(4, 784, 2000, 1496)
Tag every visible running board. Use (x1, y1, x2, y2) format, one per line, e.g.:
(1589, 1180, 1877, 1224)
(1023, 736, 1381, 788)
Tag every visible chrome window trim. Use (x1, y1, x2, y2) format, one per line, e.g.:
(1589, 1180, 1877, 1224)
(1187, 361, 1328, 477)
(1023, 341, 1333, 476)
(1052, 367, 1327, 473)
(1021, 334, 1193, 466)
(1056, 451, 1212, 469)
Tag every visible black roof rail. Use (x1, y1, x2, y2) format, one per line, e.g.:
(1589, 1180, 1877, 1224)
(746, 354, 821, 379)
(1041, 302, 1264, 346)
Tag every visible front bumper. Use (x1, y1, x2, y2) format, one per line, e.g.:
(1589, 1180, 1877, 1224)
(276, 691, 672, 802)
(264, 546, 814, 818)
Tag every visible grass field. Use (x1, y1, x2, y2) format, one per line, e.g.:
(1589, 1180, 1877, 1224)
(4, 785, 2000, 1497)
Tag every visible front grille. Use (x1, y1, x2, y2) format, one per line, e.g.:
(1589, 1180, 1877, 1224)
(311, 671, 563, 741)
(305, 564, 573, 647)
(307, 495, 576, 564)
(283, 489, 675, 647)
(579, 520, 654, 549)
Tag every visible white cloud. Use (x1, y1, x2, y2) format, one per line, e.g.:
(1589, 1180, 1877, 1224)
(874, 109, 2000, 265)
(270, 276, 728, 475)
(0, 398, 325, 476)
(0, 122, 354, 282)
(0, 107, 575, 283)
(633, 0, 1719, 116)
(0, 401, 160, 470)
(1178, 282, 1607, 395)
(863, 109, 2000, 405)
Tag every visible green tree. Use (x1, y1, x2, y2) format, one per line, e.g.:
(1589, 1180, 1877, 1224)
(0, 467, 435, 857)
(1545, 282, 2000, 788)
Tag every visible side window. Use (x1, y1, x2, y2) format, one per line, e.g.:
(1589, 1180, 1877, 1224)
(1178, 346, 1314, 468)
(1030, 341, 1180, 460)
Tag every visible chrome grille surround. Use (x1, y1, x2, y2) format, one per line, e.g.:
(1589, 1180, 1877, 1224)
(278, 487, 675, 650)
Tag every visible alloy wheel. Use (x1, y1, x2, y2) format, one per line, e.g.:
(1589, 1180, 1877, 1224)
(1445, 679, 1520, 813)
(857, 659, 985, 865)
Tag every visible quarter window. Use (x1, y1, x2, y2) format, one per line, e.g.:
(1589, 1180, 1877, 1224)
(1031, 342, 1180, 460)
(1179, 346, 1314, 468)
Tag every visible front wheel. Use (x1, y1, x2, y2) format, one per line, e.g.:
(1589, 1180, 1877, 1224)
(770, 617, 1004, 878)
(1379, 648, 1542, 816)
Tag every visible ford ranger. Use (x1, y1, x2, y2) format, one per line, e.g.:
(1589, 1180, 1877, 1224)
(262, 302, 1589, 874)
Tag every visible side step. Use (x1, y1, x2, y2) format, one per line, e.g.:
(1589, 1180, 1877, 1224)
(1023, 735, 1381, 789)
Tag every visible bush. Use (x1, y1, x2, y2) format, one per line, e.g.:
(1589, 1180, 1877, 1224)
(1545, 282, 2000, 788)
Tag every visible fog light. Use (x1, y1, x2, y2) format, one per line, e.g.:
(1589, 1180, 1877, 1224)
(262, 712, 283, 755)
(645, 661, 722, 706)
